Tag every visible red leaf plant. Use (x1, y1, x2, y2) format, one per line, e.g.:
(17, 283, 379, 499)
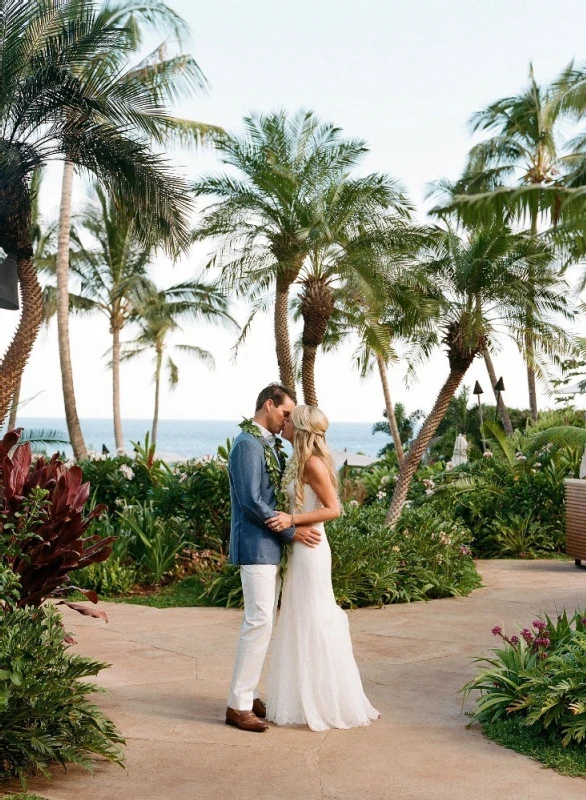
(0, 429, 114, 618)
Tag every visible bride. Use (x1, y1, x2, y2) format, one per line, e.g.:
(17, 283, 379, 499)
(264, 405, 379, 731)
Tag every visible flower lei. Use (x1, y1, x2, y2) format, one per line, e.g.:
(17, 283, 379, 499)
(239, 418, 288, 510)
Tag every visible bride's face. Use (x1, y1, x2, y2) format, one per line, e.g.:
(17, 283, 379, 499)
(281, 414, 295, 443)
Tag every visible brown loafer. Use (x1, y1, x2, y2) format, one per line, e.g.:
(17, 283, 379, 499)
(225, 706, 268, 732)
(252, 698, 266, 718)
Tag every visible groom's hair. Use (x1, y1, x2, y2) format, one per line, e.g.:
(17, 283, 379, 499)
(255, 382, 296, 411)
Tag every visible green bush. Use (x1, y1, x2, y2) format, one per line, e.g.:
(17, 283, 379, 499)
(198, 503, 480, 609)
(462, 609, 586, 747)
(0, 605, 124, 787)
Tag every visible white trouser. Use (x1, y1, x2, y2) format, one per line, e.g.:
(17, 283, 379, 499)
(227, 564, 281, 711)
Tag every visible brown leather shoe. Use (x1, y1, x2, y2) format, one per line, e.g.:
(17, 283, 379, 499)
(225, 706, 268, 732)
(252, 698, 266, 718)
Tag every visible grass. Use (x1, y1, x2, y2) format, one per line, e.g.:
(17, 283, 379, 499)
(1, 794, 49, 799)
(482, 717, 586, 778)
(105, 575, 213, 608)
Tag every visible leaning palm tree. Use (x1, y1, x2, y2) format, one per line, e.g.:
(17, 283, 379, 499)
(0, 0, 193, 426)
(54, 0, 214, 459)
(192, 109, 369, 392)
(386, 225, 574, 527)
(123, 280, 237, 444)
(70, 185, 158, 451)
(444, 65, 565, 420)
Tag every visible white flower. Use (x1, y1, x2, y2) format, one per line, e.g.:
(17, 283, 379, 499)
(534, 462, 542, 468)
(425, 488, 434, 496)
(119, 464, 134, 480)
(439, 533, 452, 546)
(391, 545, 400, 552)
(380, 475, 390, 485)
(376, 491, 386, 500)
(483, 450, 493, 458)
(116, 447, 125, 455)
(393, 474, 399, 482)
(114, 497, 125, 507)
(423, 478, 435, 489)
(348, 499, 359, 507)
(436, 553, 443, 564)
(404, 500, 412, 508)
(515, 453, 527, 462)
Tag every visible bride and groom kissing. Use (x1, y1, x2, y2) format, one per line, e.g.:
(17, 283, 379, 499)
(225, 382, 379, 733)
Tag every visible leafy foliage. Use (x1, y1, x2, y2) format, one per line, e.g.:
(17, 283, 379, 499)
(0, 605, 124, 787)
(0, 430, 113, 614)
(462, 609, 586, 748)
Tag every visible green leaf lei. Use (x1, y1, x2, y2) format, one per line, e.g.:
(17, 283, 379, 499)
(239, 418, 289, 511)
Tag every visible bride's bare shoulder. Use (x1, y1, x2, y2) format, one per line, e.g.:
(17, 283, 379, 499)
(304, 455, 329, 479)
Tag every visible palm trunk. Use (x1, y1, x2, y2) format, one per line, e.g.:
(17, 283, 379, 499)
(111, 325, 124, 452)
(56, 161, 87, 460)
(526, 212, 538, 422)
(0, 256, 43, 425)
(386, 368, 468, 527)
(301, 345, 318, 406)
(7, 375, 21, 431)
(151, 346, 162, 446)
(274, 278, 295, 393)
(483, 348, 513, 435)
(376, 353, 404, 464)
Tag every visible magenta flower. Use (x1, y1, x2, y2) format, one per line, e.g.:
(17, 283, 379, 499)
(492, 626, 502, 636)
(521, 628, 533, 642)
(533, 620, 547, 631)
(581, 618, 586, 627)
(510, 635, 520, 645)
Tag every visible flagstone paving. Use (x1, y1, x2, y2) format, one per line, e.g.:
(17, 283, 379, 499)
(12, 560, 586, 799)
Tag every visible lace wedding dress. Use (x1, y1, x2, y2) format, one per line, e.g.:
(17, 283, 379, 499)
(266, 480, 380, 731)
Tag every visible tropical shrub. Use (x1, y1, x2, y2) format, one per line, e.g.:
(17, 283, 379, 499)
(0, 430, 113, 614)
(462, 609, 586, 747)
(199, 503, 480, 609)
(0, 605, 124, 787)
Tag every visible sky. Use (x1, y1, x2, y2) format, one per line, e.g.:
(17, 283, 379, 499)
(2, 0, 586, 423)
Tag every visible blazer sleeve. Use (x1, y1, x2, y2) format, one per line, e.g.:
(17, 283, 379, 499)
(230, 439, 295, 542)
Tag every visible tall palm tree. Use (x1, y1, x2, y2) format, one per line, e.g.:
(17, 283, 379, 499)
(386, 225, 574, 527)
(54, 0, 214, 459)
(450, 65, 565, 420)
(192, 109, 369, 393)
(70, 185, 157, 451)
(123, 280, 237, 444)
(294, 174, 414, 405)
(0, 0, 193, 425)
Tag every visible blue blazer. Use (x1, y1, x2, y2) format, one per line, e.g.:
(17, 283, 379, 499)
(228, 431, 295, 565)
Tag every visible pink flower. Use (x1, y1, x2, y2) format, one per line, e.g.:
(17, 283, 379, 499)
(492, 626, 502, 636)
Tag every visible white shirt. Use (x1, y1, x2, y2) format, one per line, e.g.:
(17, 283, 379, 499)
(252, 421, 276, 447)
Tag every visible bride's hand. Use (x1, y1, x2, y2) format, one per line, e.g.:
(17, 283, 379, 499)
(266, 511, 293, 532)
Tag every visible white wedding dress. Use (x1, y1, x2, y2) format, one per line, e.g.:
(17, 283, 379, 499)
(266, 480, 380, 731)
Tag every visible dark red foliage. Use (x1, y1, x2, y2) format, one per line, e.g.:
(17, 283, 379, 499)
(0, 429, 114, 615)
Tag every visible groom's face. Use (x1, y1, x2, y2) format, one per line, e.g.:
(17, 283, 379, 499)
(266, 396, 296, 435)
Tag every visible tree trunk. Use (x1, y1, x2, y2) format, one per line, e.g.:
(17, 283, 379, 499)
(301, 344, 318, 406)
(7, 375, 21, 430)
(376, 354, 404, 463)
(56, 161, 87, 460)
(111, 325, 124, 452)
(151, 347, 162, 446)
(526, 212, 538, 422)
(274, 278, 295, 394)
(386, 368, 468, 527)
(483, 348, 514, 435)
(0, 257, 43, 425)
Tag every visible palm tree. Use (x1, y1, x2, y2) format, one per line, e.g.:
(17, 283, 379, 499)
(123, 280, 237, 444)
(0, 0, 193, 426)
(70, 185, 158, 451)
(447, 65, 565, 420)
(54, 0, 214, 459)
(385, 225, 574, 527)
(192, 109, 369, 393)
(295, 174, 413, 406)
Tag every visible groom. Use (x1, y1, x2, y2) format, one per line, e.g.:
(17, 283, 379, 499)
(225, 382, 321, 732)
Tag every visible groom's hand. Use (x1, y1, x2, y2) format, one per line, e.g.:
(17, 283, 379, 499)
(292, 526, 321, 547)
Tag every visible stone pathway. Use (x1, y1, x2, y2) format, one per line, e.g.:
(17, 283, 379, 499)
(16, 560, 586, 799)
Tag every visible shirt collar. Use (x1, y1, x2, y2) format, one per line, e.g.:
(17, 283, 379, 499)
(252, 420, 276, 445)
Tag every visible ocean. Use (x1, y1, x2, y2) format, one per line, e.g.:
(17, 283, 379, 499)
(11, 417, 389, 461)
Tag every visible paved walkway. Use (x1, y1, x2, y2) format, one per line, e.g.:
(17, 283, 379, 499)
(18, 561, 586, 799)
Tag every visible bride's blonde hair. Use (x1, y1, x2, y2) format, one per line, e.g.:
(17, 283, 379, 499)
(291, 405, 338, 511)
